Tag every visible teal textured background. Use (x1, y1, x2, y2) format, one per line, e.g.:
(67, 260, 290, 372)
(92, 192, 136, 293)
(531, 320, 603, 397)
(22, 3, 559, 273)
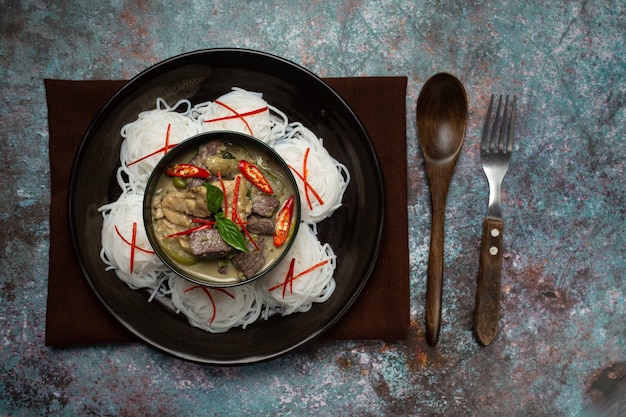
(0, 1, 624, 416)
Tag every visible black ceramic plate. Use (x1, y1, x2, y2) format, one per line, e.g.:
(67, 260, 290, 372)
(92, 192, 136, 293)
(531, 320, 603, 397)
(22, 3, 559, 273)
(69, 48, 383, 365)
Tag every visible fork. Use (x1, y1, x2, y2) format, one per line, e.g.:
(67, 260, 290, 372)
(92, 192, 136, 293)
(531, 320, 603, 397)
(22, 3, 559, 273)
(473, 94, 517, 346)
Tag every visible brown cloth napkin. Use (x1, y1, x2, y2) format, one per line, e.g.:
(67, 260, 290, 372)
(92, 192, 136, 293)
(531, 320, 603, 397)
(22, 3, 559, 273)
(45, 77, 409, 346)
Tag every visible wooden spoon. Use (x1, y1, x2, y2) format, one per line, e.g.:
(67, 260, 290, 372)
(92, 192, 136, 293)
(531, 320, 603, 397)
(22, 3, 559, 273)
(416, 73, 468, 346)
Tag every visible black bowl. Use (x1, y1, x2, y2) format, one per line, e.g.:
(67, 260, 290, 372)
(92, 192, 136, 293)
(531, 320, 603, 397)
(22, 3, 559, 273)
(143, 131, 301, 288)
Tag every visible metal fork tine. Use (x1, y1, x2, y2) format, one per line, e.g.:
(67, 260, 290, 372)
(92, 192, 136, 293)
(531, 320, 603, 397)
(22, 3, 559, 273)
(489, 95, 503, 151)
(481, 94, 517, 153)
(506, 96, 517, 153)
(481, 95, 496, 151)
(498, 95, 510, 151)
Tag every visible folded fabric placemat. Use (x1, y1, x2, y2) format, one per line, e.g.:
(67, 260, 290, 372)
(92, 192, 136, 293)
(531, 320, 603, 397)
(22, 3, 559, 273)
(45, 76, 409, 346)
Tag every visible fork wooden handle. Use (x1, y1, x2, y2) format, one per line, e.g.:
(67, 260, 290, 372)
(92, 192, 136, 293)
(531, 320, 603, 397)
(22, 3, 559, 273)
(474, 216, 503, 346)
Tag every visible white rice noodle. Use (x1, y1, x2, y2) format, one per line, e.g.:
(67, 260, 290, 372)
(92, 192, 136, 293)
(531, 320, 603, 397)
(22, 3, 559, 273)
(119, 98, 199, 192)
(273, 123, 350, 224)
(267, 103, 289, 139)
(169, 276, 262, 333)
(194, 88, 276, 143)
(256, 224, 336, 316)
(99, 192, 168, 290)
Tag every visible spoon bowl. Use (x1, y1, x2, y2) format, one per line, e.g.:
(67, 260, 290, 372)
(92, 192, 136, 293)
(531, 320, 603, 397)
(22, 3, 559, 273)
(416, 73, 468, 346)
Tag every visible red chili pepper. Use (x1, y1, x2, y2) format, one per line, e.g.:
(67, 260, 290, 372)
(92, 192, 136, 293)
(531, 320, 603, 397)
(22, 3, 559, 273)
(209, 101, 268, 136)
(228, 175, 259, 250)
(273, 195, 295, 247)
(165, 222, 214, 238)
(268, 259, 329, 294)
(191, 218, 215, 224)
(184, 286, 235, 325)
(114, 225, 155, 255)
(303, 147, 312, 209)
(114, 223, 155, 274)
(204, 105, 269, 137)
(231, 175, 241, 222)
(288, 161, 324, 210)
(130, 222, 137, 274)
(217, 171, 228, 218)
(165, 163, 210, 179)
(226, 175, 258, 250)
(238, 160, 273, 194)
(128, 124, 177, 166)
(282, 258, 296, 298)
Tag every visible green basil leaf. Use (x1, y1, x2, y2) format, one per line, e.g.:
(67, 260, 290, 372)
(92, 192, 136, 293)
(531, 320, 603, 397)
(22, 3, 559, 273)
(205, 183, 223, 214)
(215, 212, 248, 253)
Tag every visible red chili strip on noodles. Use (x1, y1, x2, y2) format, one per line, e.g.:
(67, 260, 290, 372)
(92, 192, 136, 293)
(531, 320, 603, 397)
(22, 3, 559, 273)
(207, 100, 268, 136)
(288, 163, 324, 209)
(269, 259, 330, 296)
(184, 286, 235, 325)
(128, 124, 176, 166)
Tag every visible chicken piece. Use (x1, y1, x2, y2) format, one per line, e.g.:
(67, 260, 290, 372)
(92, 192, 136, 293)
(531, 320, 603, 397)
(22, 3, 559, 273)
(160, 191, 192, 226)
(158, 186, 212, 227)
(185, 186, 211, 218)
(212, 175, 253, 222)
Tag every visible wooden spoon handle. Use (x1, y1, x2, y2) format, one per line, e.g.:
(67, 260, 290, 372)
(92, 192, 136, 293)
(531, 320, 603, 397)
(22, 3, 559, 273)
(425, 205, 445, 346)
(473, 217, 503, 346)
